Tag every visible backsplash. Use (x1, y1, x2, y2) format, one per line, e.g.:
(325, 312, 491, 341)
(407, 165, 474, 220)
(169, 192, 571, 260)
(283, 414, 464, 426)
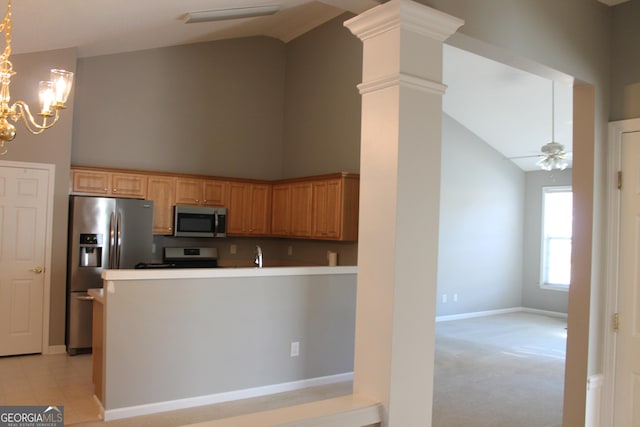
(152, 235, 358, 267)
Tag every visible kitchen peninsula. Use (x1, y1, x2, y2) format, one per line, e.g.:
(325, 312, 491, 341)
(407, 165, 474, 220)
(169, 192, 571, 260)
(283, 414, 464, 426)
(94, 265, 357, 421)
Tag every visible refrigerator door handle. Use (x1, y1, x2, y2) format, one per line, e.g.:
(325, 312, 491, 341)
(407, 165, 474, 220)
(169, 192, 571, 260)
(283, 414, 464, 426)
(115, 211, 123, 269)
(109, 212, 116, 269)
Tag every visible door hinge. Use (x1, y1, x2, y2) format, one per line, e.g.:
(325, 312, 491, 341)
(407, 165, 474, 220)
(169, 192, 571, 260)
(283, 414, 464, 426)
(618, 171, 623, 190)
(613, 313, 620, 331)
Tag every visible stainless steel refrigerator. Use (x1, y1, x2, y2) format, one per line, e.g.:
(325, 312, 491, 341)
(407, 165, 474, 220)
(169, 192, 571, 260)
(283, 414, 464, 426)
(66, 196, 154, 355)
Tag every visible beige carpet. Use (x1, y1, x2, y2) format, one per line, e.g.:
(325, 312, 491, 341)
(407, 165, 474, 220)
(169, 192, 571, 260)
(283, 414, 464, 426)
(433, 311, 566, 427)
(72, 311, 565, 426)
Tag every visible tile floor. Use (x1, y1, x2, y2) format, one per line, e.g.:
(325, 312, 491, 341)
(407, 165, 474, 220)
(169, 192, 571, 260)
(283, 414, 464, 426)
(0, 353, 102, 425)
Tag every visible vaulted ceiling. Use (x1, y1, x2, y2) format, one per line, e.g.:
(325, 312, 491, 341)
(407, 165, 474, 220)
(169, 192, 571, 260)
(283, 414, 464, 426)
(10, 0, 615, 171)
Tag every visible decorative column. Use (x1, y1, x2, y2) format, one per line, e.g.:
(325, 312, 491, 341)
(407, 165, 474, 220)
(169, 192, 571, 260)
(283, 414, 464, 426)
(345, 2, 462, 426)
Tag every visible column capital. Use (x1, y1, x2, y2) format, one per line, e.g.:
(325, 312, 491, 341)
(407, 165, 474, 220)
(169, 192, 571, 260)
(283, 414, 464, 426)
(344, 0, 463, 42)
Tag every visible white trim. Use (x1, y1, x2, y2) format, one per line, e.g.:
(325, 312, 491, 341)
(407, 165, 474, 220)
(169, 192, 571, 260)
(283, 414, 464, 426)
(357, 73, 448, 96)
(602, 118, 640, 426)
(586, 374, 604, 427)
(0, 160, 55, 356)
(103, 372, 354, 421)
(539, 283, 570, 292)
(435, 306, 567, 322)
(47, 345, 67, 354)
(344, 0, 464, 42)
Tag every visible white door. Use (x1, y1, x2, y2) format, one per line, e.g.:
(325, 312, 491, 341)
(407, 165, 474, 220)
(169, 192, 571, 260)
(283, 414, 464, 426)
(0, 164, 50, 356)
(615, 130, 640, 426)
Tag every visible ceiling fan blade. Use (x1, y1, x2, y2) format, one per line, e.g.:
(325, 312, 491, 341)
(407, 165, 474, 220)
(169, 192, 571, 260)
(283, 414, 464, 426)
(507, 154, 544, 160)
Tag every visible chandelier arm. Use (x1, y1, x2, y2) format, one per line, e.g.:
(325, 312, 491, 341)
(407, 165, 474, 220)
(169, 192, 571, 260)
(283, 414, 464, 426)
(12, 101, 60, 135)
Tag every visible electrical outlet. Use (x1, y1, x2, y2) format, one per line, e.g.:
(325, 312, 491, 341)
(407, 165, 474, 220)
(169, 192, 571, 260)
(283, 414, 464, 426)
(453, 293, 458, 302)
(230, 244, 237, 254)
(442, 294, 447, 303)
(290, 341, 300, 357)
(287, 245, 293, 256)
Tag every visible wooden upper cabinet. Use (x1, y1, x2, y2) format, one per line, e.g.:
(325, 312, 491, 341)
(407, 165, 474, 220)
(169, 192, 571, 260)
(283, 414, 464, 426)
(71, 169, 111, 195)
(312, 179, 341, 239)
(228, 182, 272, 236)
(71, 169, 146, 198)
(111, 172, 147, 198)
(271, 184, 292, 237)
(202, 180, 227, 206)
(175, 178, 228, 206)
(310, 176, 359, 241)
(270, 174, 358, 241)
(147, 175, 175, 235)
(290, 182, 313, 237)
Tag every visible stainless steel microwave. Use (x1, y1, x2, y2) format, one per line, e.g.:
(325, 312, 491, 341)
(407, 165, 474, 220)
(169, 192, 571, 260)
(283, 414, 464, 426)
(174, 205, 227, 238)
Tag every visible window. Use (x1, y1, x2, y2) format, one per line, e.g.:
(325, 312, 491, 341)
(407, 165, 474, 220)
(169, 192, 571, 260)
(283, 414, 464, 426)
(541, 187, 572, 289)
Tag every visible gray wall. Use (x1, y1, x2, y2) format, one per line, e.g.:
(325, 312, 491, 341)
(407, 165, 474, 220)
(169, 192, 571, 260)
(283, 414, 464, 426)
(104, 273, 356, 411)
(282, 13, 362, 178)
(1, 48, 77, 347)
(611, 0, 640, 121)
(72, 37, 286, 180)
(437, 114, 524, 316)
(522, 169, 572, 313)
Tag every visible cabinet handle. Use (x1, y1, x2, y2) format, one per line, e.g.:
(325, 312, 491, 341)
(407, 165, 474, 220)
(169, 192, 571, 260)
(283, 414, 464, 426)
(113, 188, 118, 193)
(103, 188, 108, 192)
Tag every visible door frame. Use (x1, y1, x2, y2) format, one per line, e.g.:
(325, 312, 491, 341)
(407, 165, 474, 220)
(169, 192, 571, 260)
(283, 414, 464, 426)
(0, 160, 55, 355)
(602, 118, 640, 425)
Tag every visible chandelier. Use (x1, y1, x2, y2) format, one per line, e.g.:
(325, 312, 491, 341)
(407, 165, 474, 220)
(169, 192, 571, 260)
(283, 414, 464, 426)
(536, 81, 568, 171)
(0, 0, 74, 155)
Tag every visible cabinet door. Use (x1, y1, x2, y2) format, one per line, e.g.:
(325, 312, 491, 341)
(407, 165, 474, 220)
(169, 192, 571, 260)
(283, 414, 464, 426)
(271, 184, 291, 236)
(312, 179, 342, 239)
(71, 170, 111, 195)
(249, 184, 272, 235)
(227, 182, 250, 234)
(202, 180, 228, 206)
(174, 178, 202, 205)
(290, 182, 313, 237)
(111, 173, 147, 198)
(147, 176, 175, 235)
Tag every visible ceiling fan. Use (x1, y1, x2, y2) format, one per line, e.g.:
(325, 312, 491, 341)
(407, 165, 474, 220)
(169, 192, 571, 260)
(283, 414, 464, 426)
(509, 81, 570, 171)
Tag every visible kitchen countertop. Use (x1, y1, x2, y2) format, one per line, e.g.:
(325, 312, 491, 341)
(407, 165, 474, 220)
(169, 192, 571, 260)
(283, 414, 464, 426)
(101, 265, 357, 281)
(87, 288, 104, 304)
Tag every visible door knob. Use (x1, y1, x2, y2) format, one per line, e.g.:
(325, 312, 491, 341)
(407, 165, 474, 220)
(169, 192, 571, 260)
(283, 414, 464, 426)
(31, 267, 43, 274)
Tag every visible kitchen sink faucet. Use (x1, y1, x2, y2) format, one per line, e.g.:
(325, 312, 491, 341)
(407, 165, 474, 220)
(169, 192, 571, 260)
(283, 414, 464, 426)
(254, 245, 263, 268)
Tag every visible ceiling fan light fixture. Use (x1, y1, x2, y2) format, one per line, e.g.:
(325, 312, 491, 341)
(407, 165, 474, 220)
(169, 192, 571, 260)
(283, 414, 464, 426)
(537, 81, 569, 171)
(184, 4, 281, 24)
(540, 141, 565, 156)
(537, 141, 568, 171)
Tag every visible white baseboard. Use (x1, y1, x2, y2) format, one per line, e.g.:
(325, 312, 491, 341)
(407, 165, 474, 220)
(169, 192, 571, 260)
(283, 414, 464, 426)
(436, 306, 568, 322)
(520, 307, 568, 318)
(103, 372, 354, 421)
(586, 374, 603, 427)
(46, 345, 67, 355)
